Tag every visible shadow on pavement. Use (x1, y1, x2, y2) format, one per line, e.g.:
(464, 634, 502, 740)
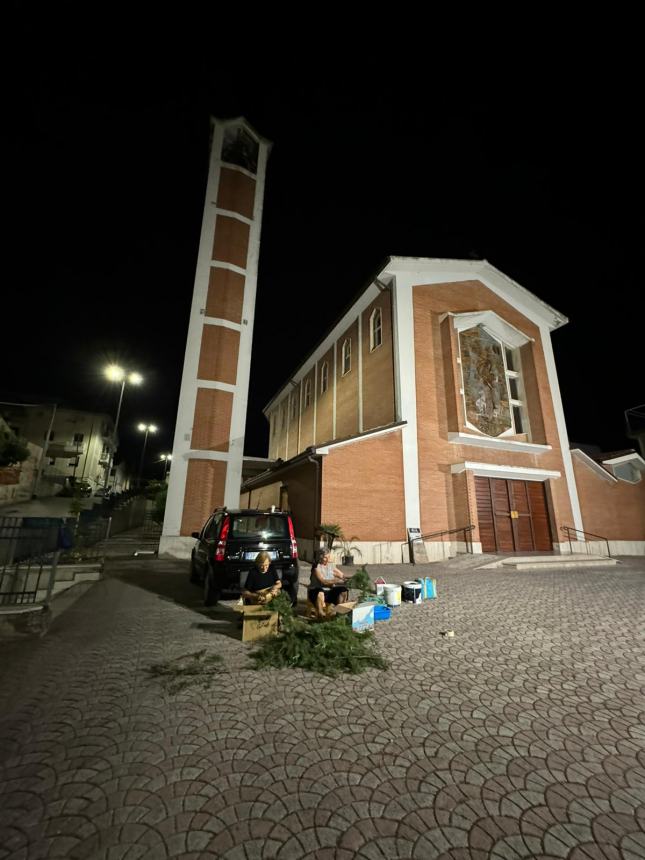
(108, 560, 243, 641)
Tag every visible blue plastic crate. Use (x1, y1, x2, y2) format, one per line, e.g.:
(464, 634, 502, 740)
(373, 604, 391, 622)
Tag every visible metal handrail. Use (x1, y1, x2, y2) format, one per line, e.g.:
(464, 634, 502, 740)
(561, 525, 611, 558)
(402, 523, 476, 561)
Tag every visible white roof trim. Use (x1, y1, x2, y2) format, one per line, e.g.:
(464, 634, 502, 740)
(449, 310, 533, 347)
(385, 256, 568, 330)
(602, 453, 645, 470)
(317, 423, 404, 454)
(449, 432, 551, 455)
(451, 461, 561, 482)
(571, 449, 617, 483)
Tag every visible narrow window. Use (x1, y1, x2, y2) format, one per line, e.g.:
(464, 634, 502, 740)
(370, 308, 382, 351)
(342, 339, 351, 375)
(304, 379, 311, 408)
(291, 395, 298, 420)
(320, 361, 329, 394)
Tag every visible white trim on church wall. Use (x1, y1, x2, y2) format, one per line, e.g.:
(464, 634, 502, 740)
(202, 317, 242, 332)
(538, 324, 584, 532)
(448, 432, 552, 455)
(451, 461, 561, 482)
(389, 274, 422, 530)
(571, 448, 618, 483)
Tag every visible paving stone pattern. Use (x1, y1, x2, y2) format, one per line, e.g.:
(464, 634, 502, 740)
(1, 556, 644, 859)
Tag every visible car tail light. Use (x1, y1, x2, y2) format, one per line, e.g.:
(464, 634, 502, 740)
(214, 516, 230, 562)
(287, 516, 298, 559)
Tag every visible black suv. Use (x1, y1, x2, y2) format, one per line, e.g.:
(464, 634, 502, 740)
(190, 508, 299, 605)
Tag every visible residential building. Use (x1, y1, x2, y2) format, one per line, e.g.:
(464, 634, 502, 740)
(0, 404, 115, 496)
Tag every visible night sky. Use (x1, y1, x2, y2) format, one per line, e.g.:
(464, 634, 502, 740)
(4, 37, 643, 478)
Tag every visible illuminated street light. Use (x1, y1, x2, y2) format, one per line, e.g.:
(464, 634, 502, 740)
(137, 423, 158, 487)
(160, 453, 172, 479)
(103, 365, 143, 490)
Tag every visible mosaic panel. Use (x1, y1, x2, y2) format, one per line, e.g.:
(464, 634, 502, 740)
(459, 325, 512, 436)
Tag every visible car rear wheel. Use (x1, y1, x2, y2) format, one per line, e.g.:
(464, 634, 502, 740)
(204, 565, 220, 606)
(189, 556, 200, 585)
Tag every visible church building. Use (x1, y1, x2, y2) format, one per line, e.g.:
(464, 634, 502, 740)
(242, 257, 645, 562)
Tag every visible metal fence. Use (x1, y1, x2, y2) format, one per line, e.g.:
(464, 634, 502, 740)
(0, 514, 110, 607)
(58, 516, 112, 565)
(0, 517, 61, 606)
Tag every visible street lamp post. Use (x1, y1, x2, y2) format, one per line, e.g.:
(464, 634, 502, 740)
(137, 423, 158, 488)
(160, 454, 172, 480)
(104, 365, 142, 490)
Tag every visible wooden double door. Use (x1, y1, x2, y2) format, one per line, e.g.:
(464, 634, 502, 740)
(475, 477, 552, 553)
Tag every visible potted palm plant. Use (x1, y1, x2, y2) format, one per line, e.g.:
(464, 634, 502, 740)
(317, 523, 342, 552)
(339, 533, 362, 566)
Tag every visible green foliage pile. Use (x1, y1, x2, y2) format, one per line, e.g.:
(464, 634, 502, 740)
(146, 649, 223, 693)
(265, 590, 294, 618)
(345, 565, 373, 602)
(0, 430, 30, 468)
(251, 593, 388, 677)
(250, 617, 387, 677)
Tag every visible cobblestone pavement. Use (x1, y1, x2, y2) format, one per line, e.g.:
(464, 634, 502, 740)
(1, 555, 644, 859)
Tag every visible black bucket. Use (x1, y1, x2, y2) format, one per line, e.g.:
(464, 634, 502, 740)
(402, 581, 422, 604)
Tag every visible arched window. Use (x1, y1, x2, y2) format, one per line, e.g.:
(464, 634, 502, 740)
(370, 308, 382, 351)
(320, 361, 329, 394)
(342, 339, 351, 375)
(304, 379, 311, 408)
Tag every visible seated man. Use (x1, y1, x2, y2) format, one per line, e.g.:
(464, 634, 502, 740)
(243, 551, 282, 605)
(307, 549, 349, 619)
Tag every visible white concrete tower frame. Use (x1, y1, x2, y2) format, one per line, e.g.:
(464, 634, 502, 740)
(160, 117, 270, 557)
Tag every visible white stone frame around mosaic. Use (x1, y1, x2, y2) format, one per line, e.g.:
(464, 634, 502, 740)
(453, 311, 532, 440)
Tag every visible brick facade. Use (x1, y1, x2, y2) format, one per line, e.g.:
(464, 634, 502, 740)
(180, 459, 227, 536)
(321, 431, 405, 541)
(197, 325, 240, 385)
(212, 215, 250, 270)
(361, 293, 396, 431)
(216, 167, 256, 220)
(315, 347, 334, 445)
(191, 388, 233, 452)
(205, 267, 245, 323)
(335, 320, 360, 440)
(573, 458, 645, 541)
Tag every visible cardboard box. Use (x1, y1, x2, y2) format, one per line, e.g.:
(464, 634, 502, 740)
(335, 601, 375, 632)
(235, 604, 279, 643)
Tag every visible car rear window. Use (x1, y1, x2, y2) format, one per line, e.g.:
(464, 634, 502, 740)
(229, 514, 289, 539)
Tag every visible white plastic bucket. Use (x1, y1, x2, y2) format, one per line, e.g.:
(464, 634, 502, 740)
(376, 582, 385, 596)
(402, 581, 422, 604)
(384, 584, 402, 607)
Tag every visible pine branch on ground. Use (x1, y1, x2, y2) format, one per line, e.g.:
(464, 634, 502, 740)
(146, 649, 224, 693)
(249, 617, 388, 677)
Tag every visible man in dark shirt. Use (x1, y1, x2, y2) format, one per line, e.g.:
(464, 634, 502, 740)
(243, 551, 282, 604)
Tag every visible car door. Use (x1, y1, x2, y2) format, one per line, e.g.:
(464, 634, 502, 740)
(194, 515, 219, 574)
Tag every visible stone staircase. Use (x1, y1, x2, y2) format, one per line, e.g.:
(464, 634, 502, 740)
(481, 553, 618, 571)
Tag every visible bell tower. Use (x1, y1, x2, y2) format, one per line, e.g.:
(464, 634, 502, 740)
(160, 117, 271, 556)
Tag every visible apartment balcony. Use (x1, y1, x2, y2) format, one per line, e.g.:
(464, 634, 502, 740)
(47, 441, 86, 458)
